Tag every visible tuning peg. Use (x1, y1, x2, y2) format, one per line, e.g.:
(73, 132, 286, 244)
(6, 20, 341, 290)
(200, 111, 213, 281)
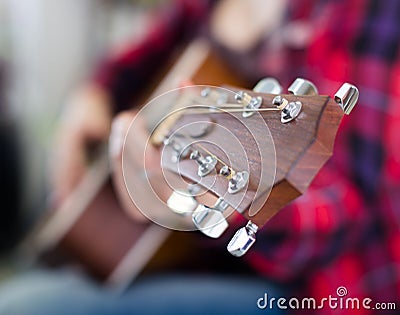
(190, 150, 217, 177)
(288, 78, 318, 96)
(228, 171, 249, 194)
(253, 77, 282, 94)
(167, 189, 198, 215)
(334, 83, 359, 115)
(281, 101, 302, 123)
(163, 136, 191, 163)
(234, 91, 263, 118)
(192, 198, 229, 238)
(227, 221, 258, 257)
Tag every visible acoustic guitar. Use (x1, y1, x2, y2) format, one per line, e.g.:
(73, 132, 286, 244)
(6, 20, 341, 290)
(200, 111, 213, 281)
(23, 39, 358, 291)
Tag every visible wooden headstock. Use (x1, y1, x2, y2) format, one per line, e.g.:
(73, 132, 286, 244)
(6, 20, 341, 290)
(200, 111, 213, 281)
(155, 78, 358, 256)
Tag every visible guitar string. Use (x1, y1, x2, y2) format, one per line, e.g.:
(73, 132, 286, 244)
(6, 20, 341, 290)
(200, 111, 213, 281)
(182, 97, 237, 167)
(164, 96, 281, 169)
(179, 131, 230, 168)
(196, 103, 278, 109)
(183, 106, 280, 114)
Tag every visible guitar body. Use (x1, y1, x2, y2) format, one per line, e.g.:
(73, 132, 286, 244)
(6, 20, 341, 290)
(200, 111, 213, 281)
(28, 40, 250, 286)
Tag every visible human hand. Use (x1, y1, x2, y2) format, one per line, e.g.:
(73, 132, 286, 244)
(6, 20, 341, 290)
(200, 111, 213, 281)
(50, 84, 112, 206)
(109, 110, 167, 223)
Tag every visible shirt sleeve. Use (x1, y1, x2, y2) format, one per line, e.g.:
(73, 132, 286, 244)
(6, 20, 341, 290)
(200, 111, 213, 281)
(92, 0, 212, 112)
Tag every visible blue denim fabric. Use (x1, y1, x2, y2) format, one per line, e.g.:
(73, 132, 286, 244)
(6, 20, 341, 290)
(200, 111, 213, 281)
(0, 270, 285, 315)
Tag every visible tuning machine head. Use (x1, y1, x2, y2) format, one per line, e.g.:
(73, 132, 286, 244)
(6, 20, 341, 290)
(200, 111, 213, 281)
(334, 83, 359, 115)
(253, 77, 283, 94)
(227, 221, 259, 257)
(281, 101, 302, 124)
(167, 189, 198, 216)
(235, 78, 283, 118)
(228, 171, 249, 194)
(192, 198, 229, 238)
(163, 135, 191, 163)
(190, 150, 217, 177)
(288, 78, 318, 96)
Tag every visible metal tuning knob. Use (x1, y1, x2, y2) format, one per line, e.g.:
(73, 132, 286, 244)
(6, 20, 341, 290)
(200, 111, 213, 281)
(281, 101, 302, 124)
(253, 77, 282, 94)
(334, 83, 359, 115)
(235, 91, 263, 118)
(192, 198, 229, 238)
(167, 189, 198, 216)
(228, 171, 249, 194)
(227, 221, 259, 257)
(288, 78, 318, 96)
(163, 136, 191, 163)
(190, 150, 217, 177)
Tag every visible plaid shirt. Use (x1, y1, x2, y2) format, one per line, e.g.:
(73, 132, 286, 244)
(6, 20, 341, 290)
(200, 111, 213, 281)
(95, 0, 400, 313)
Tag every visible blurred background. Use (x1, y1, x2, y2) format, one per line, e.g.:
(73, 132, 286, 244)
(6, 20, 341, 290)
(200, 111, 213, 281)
(0, 0, 163, 277)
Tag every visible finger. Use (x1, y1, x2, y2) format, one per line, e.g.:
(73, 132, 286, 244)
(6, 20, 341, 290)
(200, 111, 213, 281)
(178, 79, 194, 88)
(110, 111, 149, 222)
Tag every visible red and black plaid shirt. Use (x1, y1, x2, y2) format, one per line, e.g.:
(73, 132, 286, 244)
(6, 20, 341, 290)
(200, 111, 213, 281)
(95, 0, 400, 313)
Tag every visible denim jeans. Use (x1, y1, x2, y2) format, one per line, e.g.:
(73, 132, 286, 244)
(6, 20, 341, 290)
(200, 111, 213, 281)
(0, 269, 285, 315)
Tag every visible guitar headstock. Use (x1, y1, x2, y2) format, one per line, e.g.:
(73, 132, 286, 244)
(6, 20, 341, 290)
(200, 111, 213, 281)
(128, 78, 359, 257)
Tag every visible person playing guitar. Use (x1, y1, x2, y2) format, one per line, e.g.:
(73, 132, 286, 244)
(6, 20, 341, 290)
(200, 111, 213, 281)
(1, 0, 399, 314)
